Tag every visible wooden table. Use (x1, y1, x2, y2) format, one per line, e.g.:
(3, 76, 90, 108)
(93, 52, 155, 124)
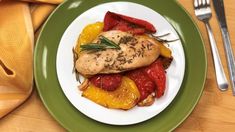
(1, 0, 235, 131)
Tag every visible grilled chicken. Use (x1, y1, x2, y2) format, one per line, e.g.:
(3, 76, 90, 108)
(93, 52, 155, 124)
(76, 30, 160, 76)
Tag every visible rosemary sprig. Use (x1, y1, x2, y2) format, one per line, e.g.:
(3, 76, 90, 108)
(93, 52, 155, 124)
(151, 33, 179, 43)
(80, 36, 121, 52)
(155, 33, 170, 37)
(72, 47, 81, 83)
(80, 44, 107, 51)
(100, 35, 121, 49)
(155, 38, 179, 43)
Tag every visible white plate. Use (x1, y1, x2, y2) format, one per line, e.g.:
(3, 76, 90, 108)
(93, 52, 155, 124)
(56, 2, 185, 125)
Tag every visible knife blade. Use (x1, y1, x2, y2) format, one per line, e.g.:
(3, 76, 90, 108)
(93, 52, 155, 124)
(213, 0, 235, 96)
(213, 0, 227, 28)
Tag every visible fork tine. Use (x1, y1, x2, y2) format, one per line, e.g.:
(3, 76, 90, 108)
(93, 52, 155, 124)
(194, 0, 199, 8)
(202, 0, 206, 6)
(198, 0, 202, 7)
(206, 0, 210, 6)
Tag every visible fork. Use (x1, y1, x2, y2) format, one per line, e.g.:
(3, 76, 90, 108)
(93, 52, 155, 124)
(194, 0, 228, 90)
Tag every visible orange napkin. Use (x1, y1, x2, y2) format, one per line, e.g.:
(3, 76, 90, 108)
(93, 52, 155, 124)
(31, 3, 57, 31)
(0, 0, 62, 118)
(22, 0, 63, 4)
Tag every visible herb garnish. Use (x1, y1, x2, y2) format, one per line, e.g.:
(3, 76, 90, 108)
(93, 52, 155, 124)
(151, 33, 179, 43)
(80, 36, 121, 52)
(72, 48, 81, 83)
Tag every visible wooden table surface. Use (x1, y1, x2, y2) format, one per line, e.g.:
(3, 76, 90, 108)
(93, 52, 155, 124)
(1, 0, 235, 131)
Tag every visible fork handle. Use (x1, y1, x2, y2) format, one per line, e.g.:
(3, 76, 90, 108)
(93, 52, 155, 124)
(221, 28, 235, 95)
(205, 22, 228, 90)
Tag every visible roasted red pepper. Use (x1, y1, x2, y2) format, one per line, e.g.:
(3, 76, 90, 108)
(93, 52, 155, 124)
(126, 59, 166, 100)
(90, 61, 166, 99)
(127, 69, 155, 101)
(144, 59, 166, 98)
(103, 11, 156, 34)
(112, 20, 146, 34)
(89, 74, 122, 91)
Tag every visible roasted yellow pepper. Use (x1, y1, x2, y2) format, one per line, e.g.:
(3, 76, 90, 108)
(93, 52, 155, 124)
(75, 22, 104, 53)
(158, 43, 172, 58)
(149, 37, 172, 58)
(82, 77, 140, 110)
(140, 35, 172, 58)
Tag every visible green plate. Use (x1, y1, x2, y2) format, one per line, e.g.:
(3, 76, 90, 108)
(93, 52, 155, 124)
(34, 0, 207, 131)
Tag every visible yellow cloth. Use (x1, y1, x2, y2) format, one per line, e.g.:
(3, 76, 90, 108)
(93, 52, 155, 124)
(30, 3, 56, 31)
(21, 0, 63, 4)
(0, 0, 62, 118)
(0, 1, 34, 118)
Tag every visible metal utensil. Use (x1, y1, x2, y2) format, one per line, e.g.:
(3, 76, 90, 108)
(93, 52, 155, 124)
(213, 0, 235, 95)
(194, 0, 228, 90)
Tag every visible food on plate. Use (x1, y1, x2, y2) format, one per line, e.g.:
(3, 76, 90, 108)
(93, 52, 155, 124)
(75, 30, 161, 76)
(82, 77, 140, 110)
(89, 74, 122, 91)
(103, 11, 156, 34)
(75, 22, 104, 53)
(73, 11, 174, 110)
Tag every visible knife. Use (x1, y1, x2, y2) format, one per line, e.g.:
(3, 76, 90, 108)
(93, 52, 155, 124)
(213, 0, 235, 95)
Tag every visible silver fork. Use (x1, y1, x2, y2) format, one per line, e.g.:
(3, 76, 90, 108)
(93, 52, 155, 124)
(194, 0, 228, 90)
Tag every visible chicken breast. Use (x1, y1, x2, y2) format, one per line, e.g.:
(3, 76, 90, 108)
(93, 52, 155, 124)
(76, 30, 160, 76)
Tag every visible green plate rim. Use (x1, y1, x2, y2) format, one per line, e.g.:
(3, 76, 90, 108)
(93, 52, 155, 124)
(34, 0, 207, 131)
(168, 1, 208, 130)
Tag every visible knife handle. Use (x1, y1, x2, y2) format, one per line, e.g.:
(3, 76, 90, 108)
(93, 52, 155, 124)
(221, 28, 235, 95)
(205, 22, 228, 90)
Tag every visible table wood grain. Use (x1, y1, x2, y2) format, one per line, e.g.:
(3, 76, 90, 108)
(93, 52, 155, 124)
(1, 0, 235, 131)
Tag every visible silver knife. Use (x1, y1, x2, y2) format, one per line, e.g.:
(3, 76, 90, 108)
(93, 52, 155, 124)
(213, 0, 235, 95)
